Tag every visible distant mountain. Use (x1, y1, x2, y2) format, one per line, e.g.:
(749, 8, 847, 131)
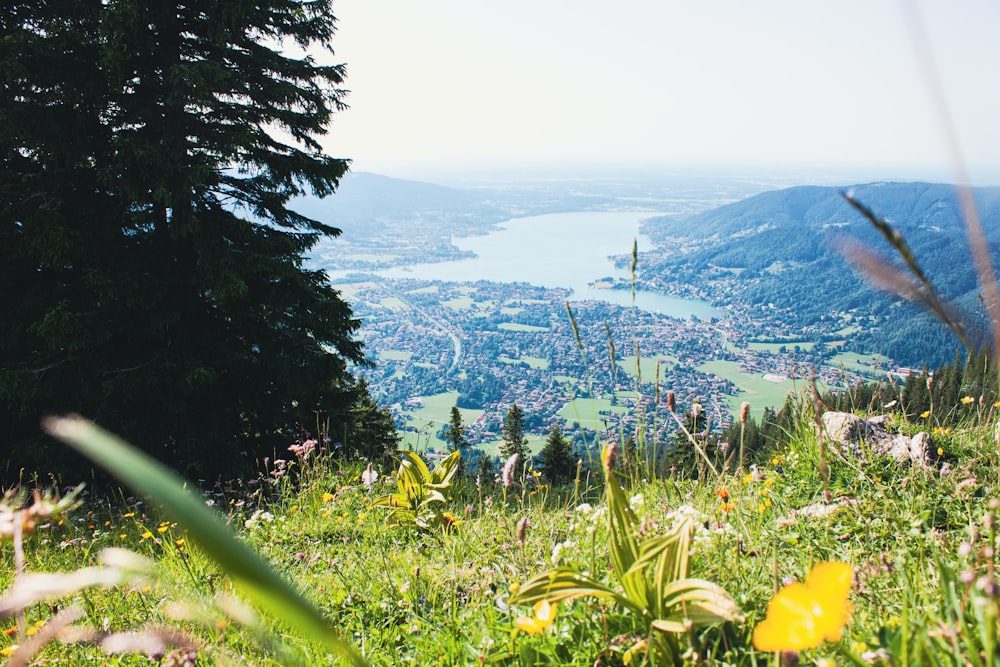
(290, 172, 505, 236)
(641, 182, 1000, 366)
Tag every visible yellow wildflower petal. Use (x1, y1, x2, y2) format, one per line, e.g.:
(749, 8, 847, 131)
(516, 615, 542, 635)
(753, 561, 852, 652)
(533, 599, 557, 627)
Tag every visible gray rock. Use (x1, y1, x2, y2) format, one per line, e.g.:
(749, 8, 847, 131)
(821, 411, 930, 465)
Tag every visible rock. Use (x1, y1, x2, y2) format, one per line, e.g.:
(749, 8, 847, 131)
(821, 411, 930, 465)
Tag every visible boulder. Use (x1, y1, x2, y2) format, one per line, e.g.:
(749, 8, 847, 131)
(821, 411, 930, 465)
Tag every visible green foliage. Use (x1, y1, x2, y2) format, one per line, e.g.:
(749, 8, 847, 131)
(642, 182, 1000, 366)
(42, 415, 366, 665)
(373, 450, 462, 532)
(0, 1, 364, 480)
(510, 444, 743, 663)
(346, 377, 400, 464)
(445, 406, 468, 453)
(500, 403, 529, 461)
(538, 425, 575, 484)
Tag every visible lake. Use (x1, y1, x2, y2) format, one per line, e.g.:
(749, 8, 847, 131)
(377, 211, 723, 320)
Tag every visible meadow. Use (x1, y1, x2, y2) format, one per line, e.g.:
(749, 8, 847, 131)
(1, 388, 998, 666)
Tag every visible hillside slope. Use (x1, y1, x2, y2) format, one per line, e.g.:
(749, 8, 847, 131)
(641, 182, 1000, 366)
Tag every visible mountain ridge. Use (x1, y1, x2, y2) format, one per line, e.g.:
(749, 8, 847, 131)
(639, 181, 1000, 366)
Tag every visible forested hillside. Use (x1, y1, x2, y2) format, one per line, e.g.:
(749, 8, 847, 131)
(640, 182, 1000, 366)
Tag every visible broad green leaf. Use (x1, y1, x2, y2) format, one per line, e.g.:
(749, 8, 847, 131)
(659, 578, 744, 626)
(43, 416, 366, 667)
(511, 567, 639, 614)
(429, 451, 462, 487)
(400, 451, 433, 483)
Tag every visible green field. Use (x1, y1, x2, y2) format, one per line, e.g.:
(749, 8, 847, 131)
(617, 355, 675, 382)
(397, 391, 484, 451)
(747, 341, 815, 353)
(499, 355, 550, 370)
(498, 322, 550, 332)
(696, 359, 798, 415)
(442, 295, 475, 310)
(378, 296, 407, 309)
(829, 350, 891, 374)
(557, 396, 629, 429)
(378, 349, 412, 361)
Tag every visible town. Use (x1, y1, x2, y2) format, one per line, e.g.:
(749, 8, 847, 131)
(336, 274, 892, 455)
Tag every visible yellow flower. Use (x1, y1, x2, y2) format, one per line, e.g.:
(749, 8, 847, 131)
(141, 531, 153, 539)
(516, 600, 557, 635)
(753, 561, 853, 652)
(961, 396, 975, 405)
(920, 410, 931, 419)
(322, 492, 335, 503)
(720, 501, 735, 513)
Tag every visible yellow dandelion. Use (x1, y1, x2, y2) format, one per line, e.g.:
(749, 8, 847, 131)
(961, 396, 975, 405)
(920, 410, 931, 419)
(753, 561, 853, 652)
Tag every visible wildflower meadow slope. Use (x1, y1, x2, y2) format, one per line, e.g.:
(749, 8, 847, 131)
(1, 390, 999, 665)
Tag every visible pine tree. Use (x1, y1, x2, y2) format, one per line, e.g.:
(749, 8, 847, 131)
(1, 2, 364, 478)
(347, 378, 400, 464)
(539, 425, 575, 485)
(445, 406, 468, 453)
(500, 403, 529, 461)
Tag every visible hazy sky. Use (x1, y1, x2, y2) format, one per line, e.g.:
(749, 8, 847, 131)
(323, 1, 1000, 182)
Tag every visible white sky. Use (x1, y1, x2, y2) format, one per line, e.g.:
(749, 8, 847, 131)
(321, 1, 1000, 182)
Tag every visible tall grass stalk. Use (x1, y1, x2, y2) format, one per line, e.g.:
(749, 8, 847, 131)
(42, 415, 366, 666)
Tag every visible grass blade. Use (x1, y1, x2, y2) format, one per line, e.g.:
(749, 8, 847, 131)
(42, 415, 366, 666)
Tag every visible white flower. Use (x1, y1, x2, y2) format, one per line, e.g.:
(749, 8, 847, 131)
(244, 509, 274, 530)
(629, 493, 644, 509)
(575, 503, 593, 515)
(362, 463, 379, 490)
(550, 540, 575, 565)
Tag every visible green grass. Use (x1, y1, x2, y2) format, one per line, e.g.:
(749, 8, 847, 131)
(499, 355, 550, 370)
(697, 359, 799, 414)
(398, 391, 483, 451)
(11, 405, 1000, 665)
(829, 351, 892, 375)
(556, 396, 629, 428)
(617, 355, 675, 381)
(441, 295, 475, 310)
(378, 296, 407, 309)
(497, 322, 550, 333)
(378, 349, 412, 361)
(747, 341, 815, 353)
